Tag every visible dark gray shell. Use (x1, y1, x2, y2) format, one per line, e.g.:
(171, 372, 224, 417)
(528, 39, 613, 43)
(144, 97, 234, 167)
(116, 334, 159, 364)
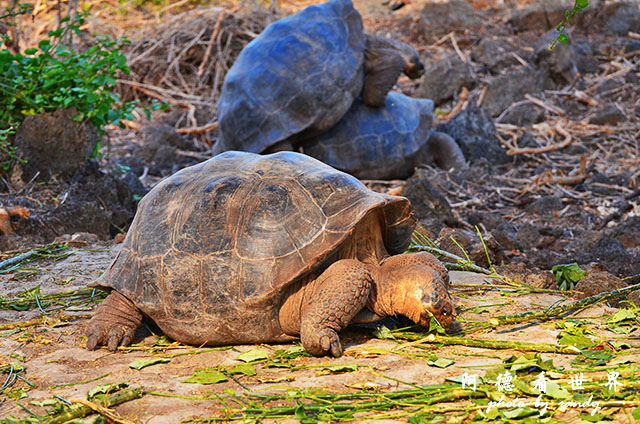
(96, 152, 415, 344)
(302, 92, 435, 180)
(213, 0, 365, 155)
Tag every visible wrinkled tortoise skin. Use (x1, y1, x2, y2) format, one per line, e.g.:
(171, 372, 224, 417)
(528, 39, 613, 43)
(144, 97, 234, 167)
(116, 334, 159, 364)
(214, 0, 365, 155)
(93, 151, 416, 346)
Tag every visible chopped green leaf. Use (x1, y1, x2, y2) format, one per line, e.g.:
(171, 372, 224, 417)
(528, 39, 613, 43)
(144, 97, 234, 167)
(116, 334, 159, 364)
(373, 326, 396, 340)
(182, 370, 227, 384)
(128, 357, 170, 370)
(87, 382, 129, 399)
(604, 308, 636, 324)
(228, 363, 257, 376)
(236, 348, 269, 363)
(428, 358, 455, 368)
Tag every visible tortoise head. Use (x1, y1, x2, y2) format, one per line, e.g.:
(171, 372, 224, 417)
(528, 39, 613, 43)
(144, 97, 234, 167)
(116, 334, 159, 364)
(403, 53, 425, 79)
(373, 262, 458, 333)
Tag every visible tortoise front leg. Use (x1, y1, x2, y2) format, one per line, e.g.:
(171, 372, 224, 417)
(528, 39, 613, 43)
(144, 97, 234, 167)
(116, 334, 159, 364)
(86, 290, 143, 351)
(298, 259, 373, 357)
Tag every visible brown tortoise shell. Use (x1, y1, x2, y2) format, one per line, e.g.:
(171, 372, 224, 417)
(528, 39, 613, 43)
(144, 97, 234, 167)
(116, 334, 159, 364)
(94, 151, 416, 344)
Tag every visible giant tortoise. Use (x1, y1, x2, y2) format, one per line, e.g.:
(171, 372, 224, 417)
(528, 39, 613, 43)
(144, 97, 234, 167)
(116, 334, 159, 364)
(86, 152, 457, 357)
(212, 0, 424, 155)
(302, 92, 467, 180)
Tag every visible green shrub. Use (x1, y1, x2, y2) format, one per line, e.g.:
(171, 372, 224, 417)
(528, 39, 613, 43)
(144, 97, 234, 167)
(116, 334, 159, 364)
(0, 7, 139, 170)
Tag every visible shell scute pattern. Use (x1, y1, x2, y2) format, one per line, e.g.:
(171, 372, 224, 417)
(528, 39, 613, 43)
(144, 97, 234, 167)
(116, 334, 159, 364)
(96, 152, 415, 340)
(303, 92, 435, 180)
(215, 0, 365, 154)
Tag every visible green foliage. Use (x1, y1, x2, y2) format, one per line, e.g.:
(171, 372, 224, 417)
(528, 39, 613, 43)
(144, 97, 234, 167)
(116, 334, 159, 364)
(549, 0, 589, 50)
(0, 6, 139, 169)
(552, 263, 586, 291)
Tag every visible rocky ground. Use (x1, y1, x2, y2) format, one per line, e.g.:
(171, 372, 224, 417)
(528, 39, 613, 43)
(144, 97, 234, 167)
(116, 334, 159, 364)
(1, 0, 639, 422)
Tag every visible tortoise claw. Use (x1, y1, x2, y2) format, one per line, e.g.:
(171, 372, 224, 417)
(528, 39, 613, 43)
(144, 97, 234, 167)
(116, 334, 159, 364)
(84, 291, 143, 351)
(320, 332, 343, 358)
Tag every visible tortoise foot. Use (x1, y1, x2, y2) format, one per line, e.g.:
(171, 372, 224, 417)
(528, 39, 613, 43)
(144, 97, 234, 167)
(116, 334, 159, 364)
(299, 259, 372, 357)
(302, 326, 343, 357)
(86, 291, 143, 351)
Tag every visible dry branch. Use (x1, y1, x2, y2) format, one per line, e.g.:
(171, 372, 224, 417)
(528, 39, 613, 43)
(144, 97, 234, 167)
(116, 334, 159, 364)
(507, 121, 573, 155)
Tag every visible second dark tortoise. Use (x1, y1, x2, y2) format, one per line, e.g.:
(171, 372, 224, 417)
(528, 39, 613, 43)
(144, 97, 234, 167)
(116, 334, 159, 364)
(302, 92, 467, 180)
(85, 151, 458, 357)
(212, 0, 424, 156)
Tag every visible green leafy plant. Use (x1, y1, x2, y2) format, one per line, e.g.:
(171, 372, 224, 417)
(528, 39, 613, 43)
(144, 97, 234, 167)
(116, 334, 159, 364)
(0, 6, 140, 169)
(552, 262, 586, 291)
(549, 0, 589, 50)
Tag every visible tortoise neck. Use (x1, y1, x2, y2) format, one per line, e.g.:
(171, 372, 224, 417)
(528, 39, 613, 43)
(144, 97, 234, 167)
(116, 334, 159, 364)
(335, 211, 389, 265)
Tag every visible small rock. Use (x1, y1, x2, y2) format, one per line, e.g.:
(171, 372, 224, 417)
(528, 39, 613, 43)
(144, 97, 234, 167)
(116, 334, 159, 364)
(13, 108, 99, 181)
(588, 105, 626, 125)
(470, 37, 517, 73)
(595, 77, 625, 95)
(573, 40, 600, 75)
(499, 103, 546, 126)
(48, 161, 137, 239)
(436, 104, 510, 165)
(532, 29, 579, 84)
(573, 264, 640, 306)
(137, 124, 201, 176)
(525, 195, 564, 215)
(114, 233, 126, 244)
(508, 0, 588, 32)
(603, 1, 640, 35)
(515, 223, 544, 249)
(496, 263, 555, 289)
(607, 217, 640, 249)
(587, 172, 629, 195)
(483, 67, 554, 116)
(415, 0, 484, 34)
(417, 53, 474, 105)
(403, 170, 455, 236)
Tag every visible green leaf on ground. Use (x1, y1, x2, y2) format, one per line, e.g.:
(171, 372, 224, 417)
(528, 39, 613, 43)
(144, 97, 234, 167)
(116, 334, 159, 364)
(128, 357, 170, 370)
(181, 369, 227, 385)
(17, 285, 41, 298)
(557, 333, 595, 349)
(604, 308, 636, 324)
(228, 363, 257, 376)
(87, 382, 128, 399)
(373, 326, 396, 340)
(236, 348, 269, 363)
(325, 364, 359, 373)
(428, 358, 455, 368)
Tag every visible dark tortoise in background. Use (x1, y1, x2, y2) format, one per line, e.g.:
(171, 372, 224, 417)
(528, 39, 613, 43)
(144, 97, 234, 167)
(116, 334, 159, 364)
(302, 92, 467, 180)
(86, 152, 458, 357)
(212, 0, 424, 156)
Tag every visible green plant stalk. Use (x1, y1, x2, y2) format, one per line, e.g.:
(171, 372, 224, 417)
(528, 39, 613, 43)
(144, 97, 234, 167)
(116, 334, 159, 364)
(0, 288, 106, 312)
(393, 333, 580, 353)
(0, 244, 69, 272)
(409, 245, 494, 275)
(490, 282, 640, 327)
(41, 387, 143, 424)
(49, 372, 111, 389)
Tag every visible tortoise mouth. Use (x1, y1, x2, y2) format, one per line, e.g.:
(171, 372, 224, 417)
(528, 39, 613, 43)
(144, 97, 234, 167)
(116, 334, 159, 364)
(405, 60, 425, 79)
